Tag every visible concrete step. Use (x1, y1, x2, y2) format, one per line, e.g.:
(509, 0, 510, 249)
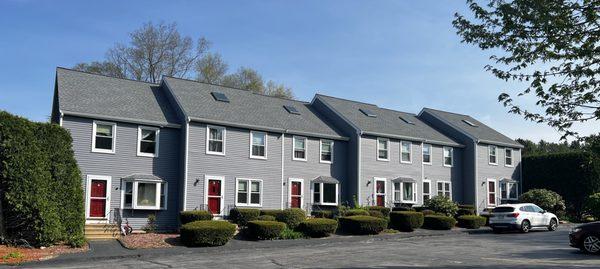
(85, 223, 120, 240)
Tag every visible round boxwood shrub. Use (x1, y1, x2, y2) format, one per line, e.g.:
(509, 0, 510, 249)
(247, 220, 287, 240)
(389, 211, 424, 232)
(421, 209, 436, 216)
(392, 206, 415, 212)
(456, 204, 476, 217)
(275, 208, 306, 229)
(584, 193, 600, 220)
(366, 206, 391, 217)
(298, 218, 338, 238)
(457, 215, 486, 229)
(229, 208, 260, 226)
(423, 215, 457, 230)
(338, 216, 388, 235)
(368, 210, 385, 219)
(424, 196, 459, 217)
(520, 189, 566, 218)
(180, 220, 236, 247)
(311, 210, 334, 219)
(342, 209, 369, 216)
(260, 209, 284, 217)
(180, 210, 212, 225)
(256, 215, 276, 221)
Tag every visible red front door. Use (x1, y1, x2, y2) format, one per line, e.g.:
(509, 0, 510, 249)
(89, 180, 107, 218)
(376, 180, 385, 207)
(290, 181, 302, 208)
(207, 179, 222, 214)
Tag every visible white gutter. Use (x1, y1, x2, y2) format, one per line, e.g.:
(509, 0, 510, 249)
(281, 133, 285, 209)
(61, 110, 181, 129)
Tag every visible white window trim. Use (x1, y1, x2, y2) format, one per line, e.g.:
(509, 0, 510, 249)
(504, 148, 513, 167)
(319, 139, 334, 164)
(91, 121, 116, 154)
(487, 178, 497, 207)
(501, 181, 519, 200)
(206, 125, 226, 156)
(235, 178, 263, 207)
(204, 175, 225, 215)
(437, 180, 452, 200)
(443, 147, 453, 167)
(137, 126, 160, 157)
(292, 136, 307, 161)
(376, 138, 390, 161)
(373, 177, 387, 206)
(85, 175, 111, 219)
(311, 182, 339, 206)
(488, 145, 498, 165)
(422, 144, 432, 165)
(400, 141, 412, 164)
(249, 131, 267, 160)
(392, 181, 417, 204)
(422, 179, 431, 203)
(120, 179, 164, 210)
(288, 178, 304, 209)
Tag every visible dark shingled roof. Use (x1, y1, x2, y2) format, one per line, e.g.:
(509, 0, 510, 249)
(420, 108, 523, 148)
(315, 94, 462, 147)
(55, 68, 180, 126)
(163, 77, 346, 140)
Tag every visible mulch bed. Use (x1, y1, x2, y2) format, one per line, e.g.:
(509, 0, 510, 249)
(118, 233, 180, 249)
(0, 244, 88, 265)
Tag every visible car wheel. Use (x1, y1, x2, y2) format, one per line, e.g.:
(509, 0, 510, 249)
(583, 235, 600, 254)
(547, 219, 558, 231)
(520, 220, 531, 233)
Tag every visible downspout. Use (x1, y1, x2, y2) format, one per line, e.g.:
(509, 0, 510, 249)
(421, 142, 425, 206)
(182, 118, 190, 211)
(357, 131, 362, 206)
(281, 133, 285, 209)
(519, 149, 523, 197)
(59, 110, 64, 127)
(473, 141, 479, 214)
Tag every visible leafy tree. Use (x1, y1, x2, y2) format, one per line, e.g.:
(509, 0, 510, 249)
(265, 80, 294, 99)
(222, 67, 265, 94)
(454, 0, 600, 139)
(196, 52, 228, 84)
(72, 61, 124, 78)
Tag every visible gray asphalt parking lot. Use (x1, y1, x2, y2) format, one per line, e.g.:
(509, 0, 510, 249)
(26, 225, 598, 269)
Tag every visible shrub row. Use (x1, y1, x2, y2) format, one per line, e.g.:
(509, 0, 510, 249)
(338, 216, 387, 235)
(423, 215, 456, 230)
(298, 218, 338, 238)
(456, 215, 486, 229)
(229, 208, 306, 229)
(180, 221, 236, 247)
(180, 210, 212, 225)
(389, 211, 424, 232)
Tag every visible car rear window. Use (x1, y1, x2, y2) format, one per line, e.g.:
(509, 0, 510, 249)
(492, 207, 515, 213)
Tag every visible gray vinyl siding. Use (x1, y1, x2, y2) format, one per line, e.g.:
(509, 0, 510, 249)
(476, 143, 522, 211)
(423, 144, 464, 204)
(185, 122, 283, 213)
(62, 115, 181, 231)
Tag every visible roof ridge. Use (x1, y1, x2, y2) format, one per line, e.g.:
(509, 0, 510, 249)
(315, 93, 378, 107)
(422, 107, 472, 118)
(56, 67, 160, 86)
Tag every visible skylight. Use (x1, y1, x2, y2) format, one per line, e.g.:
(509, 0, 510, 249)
(211, 92, 230, 103)
(359, 108, 377, 117)
(283, 105, 301, 115)
(399, 116, 415, 125)
(462, 119, 478, 127)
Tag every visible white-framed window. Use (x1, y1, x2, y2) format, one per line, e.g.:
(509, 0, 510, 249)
(422, 144, 432, 165)
(501, 181, 518, 200)
(400, 141, 412, 163)
(236, 178, 262, 207)
(293, 136, 307, 161)
(423, 179, 431, 201)
(377, 138, 389, 161)
(206, 126, 225, 155)
(487, 178, 497, 206)
(437, 181, 452, 200)
(320, 140, 333, 163)
(250, 131, 267, 159)
(121, 180, 166, 210)
(92, 121, 116, 153)
(443, 147, 453, 167)
(137, 126, 159, 157)
(488, 145, 497, 165)
(312, 182, 338, 206)
(393, 181, 417, 204)
(505, 148, 513, 166)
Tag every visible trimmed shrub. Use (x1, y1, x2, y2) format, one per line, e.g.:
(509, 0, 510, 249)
(421, 209, 436, 216)
(312, 210, 334, 219)
(423, 215, 457, 230)
(424, 196, 459, 217)
(256, 215, 276, 221)
(389, 211, 424, 232)
(298, 218, 338, 238)
(520, 189, 567, 219)
(584, 193, 600, 220)
(260, 209, 284, 217)
(247, 220, 286, 240)
(279, 227, 304, 239)
(180, 210, 212, 225)
(229, 208, 260, 226)
(338, 216, 388, 235)
(366, 206, 391, 217)
(342, 209, 369, 216)
(275, 208, 306, 229)
(412, 206, 427, 212)
(457, 215, 486, 229)
(456, 205, 476, 216)
(392, 206, 414, 212)
(368, 210, 385, 219)
(180, 221, 236, 247)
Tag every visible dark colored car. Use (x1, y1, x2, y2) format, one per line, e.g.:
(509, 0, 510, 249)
(570, 221, 600, 254)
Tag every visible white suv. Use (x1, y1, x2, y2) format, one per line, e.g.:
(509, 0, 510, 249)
(488, 203, 559, 233)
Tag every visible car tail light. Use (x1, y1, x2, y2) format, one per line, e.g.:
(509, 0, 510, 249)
(507, 213, 519, 218)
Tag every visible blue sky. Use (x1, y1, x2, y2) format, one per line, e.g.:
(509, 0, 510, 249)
(0, 0, 597, 142)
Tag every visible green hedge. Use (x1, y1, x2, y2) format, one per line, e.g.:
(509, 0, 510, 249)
(368, 210, 385, 219)
(229, 208, 260, 226)
(260, 209, 284, 217)
(180, 210, 212, 225)
(342, 209, 369, 216)
(456, 205, 475, 216)
(256, 215, 276, 221)
(247, 220, 286, 240)
(457, 215, 486, 229)
(392, 206, 415, 212)
(389, 211, 424, 232)
(298, 218, 337, 238)
(180, 220, 236, 247)
(311, 210, 334, 219)
(584, 193, 600, 220)
(423, 215, 456, 230)
(366, 206, 391, 217)
(0, 112, 85, 247)
(523, 152, 600, 218)
(338, 216, 387, 235)
(424, 196, 458, 217)
(275, 208, 306, 229)
(520, 189, 566, 219)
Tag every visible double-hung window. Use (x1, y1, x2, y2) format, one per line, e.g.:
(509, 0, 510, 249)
(293, 136, 307, 161)
(422, 144, 432, 164)
(505, 148, 513, 166)
(313, 182, 338, 205)
(489, 145, 497, 165)
(137, 126, 159, 157)
(250, 131, 267, 159)
(377, 138, 389, 161)
(423, 180, 431, 201)
(400, 141, 412, 163)
(207, 126, 225, 155)
(500, 181, 518, 200)
(92, 121, 116, 153)
(320, 140, 333, 163)
(236, 179, 262, 206)
(443, 147, 453, 167)
(393, 181, 416, 203)
(437, 181, 451, 199)
(122, 180, 166, 210)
